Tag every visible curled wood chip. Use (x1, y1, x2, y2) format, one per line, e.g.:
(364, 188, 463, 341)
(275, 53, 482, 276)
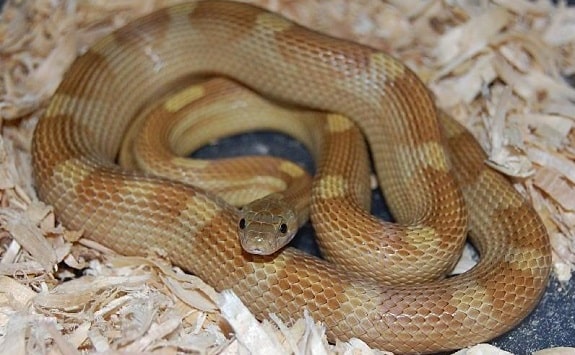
(0, 312, 32, 354)
(483, 87, 535, 177)
(434, 7, 511, 67)
(337, 338, 394, 355)
(430, 53, 498, 106)
(520, 113, 572, 149)
(543, 5, 575, 46)
(533, 168, 575, 211)
(453, 343, 514, 354)
(218, 290, 288, 354)
(528, 147, 575, 185)
(0, 204, 59, 272)
(33, 274, 153, 309)
(162, 276, 218, 312)
(0, 275, 36, 308)
(66, 321, 91, 350)
(42, 318, 80, 355)
(109, 255, 220, 311)
(121, 316, 183, 352)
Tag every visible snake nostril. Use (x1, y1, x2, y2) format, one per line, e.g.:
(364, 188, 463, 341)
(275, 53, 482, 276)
(239, 218, 246, 229)
(279, 223, 288, 234)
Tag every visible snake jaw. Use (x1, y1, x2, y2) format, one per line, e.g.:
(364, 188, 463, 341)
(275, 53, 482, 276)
(237, 194, 298, 255)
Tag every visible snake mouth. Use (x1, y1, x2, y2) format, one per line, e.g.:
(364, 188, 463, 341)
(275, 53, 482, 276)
(245, 247, 268, 255)
(242, 241, 276, 256)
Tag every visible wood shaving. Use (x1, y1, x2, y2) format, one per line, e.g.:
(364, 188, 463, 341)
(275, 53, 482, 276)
(1, 0, 575, 353)
(534, 347, 575, 355)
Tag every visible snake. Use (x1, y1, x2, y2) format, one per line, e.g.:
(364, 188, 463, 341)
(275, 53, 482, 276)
(118, 77, 321, 255)
(31, 1, 552, 353)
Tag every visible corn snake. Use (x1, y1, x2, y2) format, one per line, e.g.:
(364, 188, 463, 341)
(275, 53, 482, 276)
(31, 1, 552, 353)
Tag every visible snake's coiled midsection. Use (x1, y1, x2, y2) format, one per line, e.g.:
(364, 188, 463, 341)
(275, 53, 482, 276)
(31, 1, 552, 353)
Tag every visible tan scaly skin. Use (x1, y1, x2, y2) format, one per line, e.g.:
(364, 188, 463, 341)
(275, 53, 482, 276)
(32, 2, 552, 353)
(120, 77, 320, 255)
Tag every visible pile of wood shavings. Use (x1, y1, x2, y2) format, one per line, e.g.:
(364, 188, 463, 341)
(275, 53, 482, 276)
(1, 0, 574, 353)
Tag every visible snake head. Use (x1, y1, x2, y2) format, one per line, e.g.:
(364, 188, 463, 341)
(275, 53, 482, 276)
(237, 194, 298, 255)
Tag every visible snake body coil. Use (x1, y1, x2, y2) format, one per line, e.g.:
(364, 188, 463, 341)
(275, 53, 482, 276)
(32, 1, 552, 353)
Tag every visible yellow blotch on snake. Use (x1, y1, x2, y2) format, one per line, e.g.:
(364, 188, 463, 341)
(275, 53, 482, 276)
(165, 85, 205, 112)
(396, 141, 450, 178)
(179, 194, 222, 234)
(317, 175, 348, 199)
(279, 161, 305, 178)
(369, 53, 406, 82)
(256, 13, 292, 32)
(326, 114, 354, 133)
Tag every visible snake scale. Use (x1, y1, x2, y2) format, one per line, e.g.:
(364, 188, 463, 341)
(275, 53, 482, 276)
(31, 1, 552, 353)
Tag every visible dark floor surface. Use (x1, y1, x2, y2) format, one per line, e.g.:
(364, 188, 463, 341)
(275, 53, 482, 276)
(2, 0, 574, 353)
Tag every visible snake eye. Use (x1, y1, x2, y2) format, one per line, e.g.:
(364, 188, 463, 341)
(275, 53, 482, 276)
(239, 218, 246, 230)
(279, 223, 288, 234)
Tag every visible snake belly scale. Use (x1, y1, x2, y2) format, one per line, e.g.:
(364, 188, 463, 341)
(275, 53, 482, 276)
(31, 1, 552, 353)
